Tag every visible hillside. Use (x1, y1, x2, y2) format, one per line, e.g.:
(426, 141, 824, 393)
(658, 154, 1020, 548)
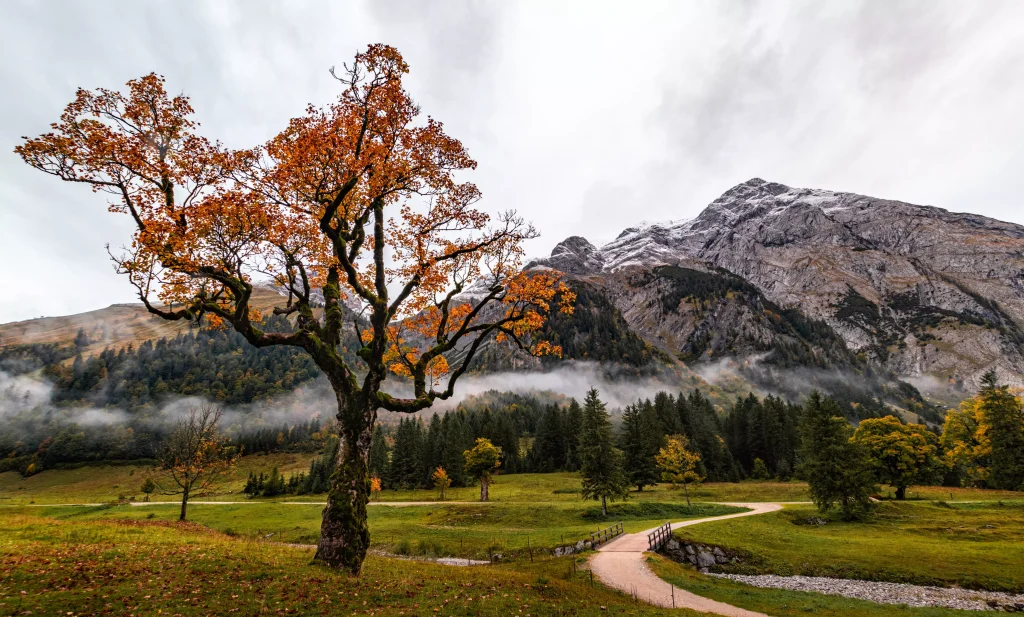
(0, 286, 293, 362)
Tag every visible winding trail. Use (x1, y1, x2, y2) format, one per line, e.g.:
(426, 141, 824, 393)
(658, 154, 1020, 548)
(590, 502, 784, 616)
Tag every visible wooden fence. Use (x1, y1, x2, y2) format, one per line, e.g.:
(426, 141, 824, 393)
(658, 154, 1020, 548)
(647, 522, 672, 551)
(589, 522, 624, 547)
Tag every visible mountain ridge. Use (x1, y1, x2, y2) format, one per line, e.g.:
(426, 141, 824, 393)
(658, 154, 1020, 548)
(530, 178, 1024, 389)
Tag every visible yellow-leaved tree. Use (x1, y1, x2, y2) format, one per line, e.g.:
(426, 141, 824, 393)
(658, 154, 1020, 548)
(432, 466, 451, 500)
(656, 434, 704, 506)
(15, 44, 573, 574)
(464, 438, 502, 502)
(852, 415, 942, 500)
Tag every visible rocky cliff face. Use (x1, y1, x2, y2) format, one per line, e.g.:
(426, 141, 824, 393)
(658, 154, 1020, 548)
(530, 179, 1024, 389)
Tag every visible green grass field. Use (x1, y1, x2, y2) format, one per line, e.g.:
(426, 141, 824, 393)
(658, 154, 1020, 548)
(671, 501, 1024, 593)
(18, 500, 746, 560)
(0, 512, 699, 616)
(0, 452, 315, 505)
(6, 458, 1024, 615)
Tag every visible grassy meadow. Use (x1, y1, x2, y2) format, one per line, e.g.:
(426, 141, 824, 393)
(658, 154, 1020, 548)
(0, 512, 701, 616)
(4, 457, 1024, 615)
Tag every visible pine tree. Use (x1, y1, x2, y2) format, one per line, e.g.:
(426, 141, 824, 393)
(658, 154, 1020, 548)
(531, 404, 566, 471)
(979, 371, 1024, 491)
(798, 392, 875, 520)
(578, 388, 628, 516)
(563, 398, 584, 471)
(750, 458, 770, 480)
(368, 425, 390, 484)
(441, 412, 473, 487)
(620, 403, 661, 491)
(388, 419, 423, 489)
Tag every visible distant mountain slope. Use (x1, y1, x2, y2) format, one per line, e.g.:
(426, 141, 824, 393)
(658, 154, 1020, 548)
(0, 286, 293, 362)
(531, 178, 1024, 389)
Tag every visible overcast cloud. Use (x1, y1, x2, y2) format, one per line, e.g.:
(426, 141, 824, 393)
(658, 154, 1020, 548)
(1, 0, 1023, 323)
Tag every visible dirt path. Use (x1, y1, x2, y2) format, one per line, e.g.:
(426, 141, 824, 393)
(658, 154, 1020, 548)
(590, 502, 785, 616)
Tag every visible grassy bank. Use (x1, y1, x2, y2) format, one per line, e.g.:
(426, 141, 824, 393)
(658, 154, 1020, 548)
(672, 501, 1024, 592)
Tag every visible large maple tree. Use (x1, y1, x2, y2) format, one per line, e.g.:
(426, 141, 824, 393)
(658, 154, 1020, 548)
(16, 44, 573, 573)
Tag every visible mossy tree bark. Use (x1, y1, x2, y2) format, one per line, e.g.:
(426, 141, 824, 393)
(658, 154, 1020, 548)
(315, 418, 372, 572)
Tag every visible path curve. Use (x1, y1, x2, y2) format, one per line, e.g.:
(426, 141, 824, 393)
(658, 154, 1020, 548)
(590, 502, 784, 616)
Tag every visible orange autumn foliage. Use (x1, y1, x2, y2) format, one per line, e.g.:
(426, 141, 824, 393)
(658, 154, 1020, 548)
(16, 44, 574, 414)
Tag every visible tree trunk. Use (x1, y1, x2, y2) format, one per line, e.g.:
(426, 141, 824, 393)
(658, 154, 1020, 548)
(315, 396, 372, 575)
(601, 495, 607, 516)
(179, 484, 189, 521)
(480, 476, 489, 502)
(895, 485, 907, 500)
(683, 481, 691, 507)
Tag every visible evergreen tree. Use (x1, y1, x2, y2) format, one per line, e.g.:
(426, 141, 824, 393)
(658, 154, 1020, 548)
(798, 392, 875, 520)
(620, 402, 661, 491)
(681, 390, 738, 482)
(578, 388, 628, 516)
(368, 425, 390, 483)
(441, 412, 472, 487)
(750, 458, 770, 480)
(73, 328, 91, 351)
(531, 404, 566, 471)
(388, 418, 423, 489)
(563, 398, 584, 471)
(979, 371, 1024, 491)
(652, 391, 680, 434)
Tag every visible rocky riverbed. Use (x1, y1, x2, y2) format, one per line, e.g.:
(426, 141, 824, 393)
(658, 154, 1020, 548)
(710, 573, 1024, 612)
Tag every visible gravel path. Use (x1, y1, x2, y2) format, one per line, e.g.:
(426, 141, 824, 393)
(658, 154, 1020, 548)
(710, 573, 1024, 612)
(589, 503, 784, 616)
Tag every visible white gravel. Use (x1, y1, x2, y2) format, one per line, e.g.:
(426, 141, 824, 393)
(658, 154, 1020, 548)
(709, 573, 1024, 611)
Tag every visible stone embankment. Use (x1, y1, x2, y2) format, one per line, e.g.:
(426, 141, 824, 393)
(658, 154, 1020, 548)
(661, 538, 743, 570)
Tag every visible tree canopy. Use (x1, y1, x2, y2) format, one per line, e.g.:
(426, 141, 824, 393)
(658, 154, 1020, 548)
(16, 43, 573, 574)
(852, 415, 941, 500)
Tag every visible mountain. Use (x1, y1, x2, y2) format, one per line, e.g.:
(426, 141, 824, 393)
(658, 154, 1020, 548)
(0, 286, 292, 364)
(4, 178, 1021, 422)
(530, 178, 1024, 391)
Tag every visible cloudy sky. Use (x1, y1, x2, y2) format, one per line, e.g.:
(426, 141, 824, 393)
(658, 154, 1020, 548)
(2, 0, 1023, 324)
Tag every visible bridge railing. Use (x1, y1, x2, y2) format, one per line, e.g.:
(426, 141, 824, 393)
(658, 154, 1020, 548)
(589, 522, 624, 547)
(647, 522, 673, 551)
